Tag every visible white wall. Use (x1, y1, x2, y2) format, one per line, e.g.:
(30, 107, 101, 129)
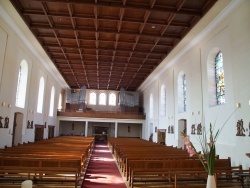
(0, 2, 66, 148)
(139, 0, 250, 169)
(59, 121, 85, 136)
(117, 123, 142, 138)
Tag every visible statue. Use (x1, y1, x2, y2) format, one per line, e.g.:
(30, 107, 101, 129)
(170, 125, 174, 134)
(27, 120, 30, 128)
(0, 116, 3, 128)
(31, 121, 33, 129)
(236, 119, 245, 136)
(168, 125, 170, 133)
(191, 124, 196, 134)
(197, 123, 202, 135)
(4, 117, 9, 128)
(249, 122, 250, 137)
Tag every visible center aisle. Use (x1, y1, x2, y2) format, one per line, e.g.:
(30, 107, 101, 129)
(81, 142, 127, 188)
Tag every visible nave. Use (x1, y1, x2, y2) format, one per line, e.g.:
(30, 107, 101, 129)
(0, 137, 249, 188)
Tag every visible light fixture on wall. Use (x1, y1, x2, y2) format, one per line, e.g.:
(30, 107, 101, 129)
(197, 111, 200, 115)
(236, 103, 241, 108)
(191, 112, 194, 115)
(2, 102, 5, 107)
(8, 104, 11, 108)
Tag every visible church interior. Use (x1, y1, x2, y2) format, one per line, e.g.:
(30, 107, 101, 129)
(0, 0, 249, 187)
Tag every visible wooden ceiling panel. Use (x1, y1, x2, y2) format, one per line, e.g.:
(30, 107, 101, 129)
(10, 0, 217, 91)
(19, 0, 41, 10)
(45, 2, 68, 13)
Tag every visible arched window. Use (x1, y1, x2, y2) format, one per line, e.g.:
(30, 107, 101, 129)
(183, 74, 187, 111)
(89, 92, 96, 105)
(160, 85, 166, 116)
(215, 51, 225, 105)
(15, 60, 28, 108)
(58, 93, 62, 110)
(49, 86, 55, 117)
(37, 77, 45, 113)
(99, 93, 106, 105)
(178, 72, 187, 113)
(149, 94, 153, 119)
(109, 93, 116, 106)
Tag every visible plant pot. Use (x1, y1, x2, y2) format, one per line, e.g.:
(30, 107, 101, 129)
(206, 175, 216, 188)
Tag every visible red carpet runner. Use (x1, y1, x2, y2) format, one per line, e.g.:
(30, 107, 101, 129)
(81, 142, 127, 188)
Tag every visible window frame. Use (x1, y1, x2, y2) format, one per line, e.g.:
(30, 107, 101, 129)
(89, 92, 97, 105)
(15, 59, 28, 108)
(109, 93, 116, 106)
(37, 77, 45, 113)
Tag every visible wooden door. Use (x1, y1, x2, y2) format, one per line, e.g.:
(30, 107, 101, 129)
(157, 129, 166, 145)
(48, 126, 55, 138)
(12, 113, 17, 146)
(35, 125, 44, 141)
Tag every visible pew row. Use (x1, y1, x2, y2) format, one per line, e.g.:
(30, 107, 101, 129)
(0, 136, 95, 187)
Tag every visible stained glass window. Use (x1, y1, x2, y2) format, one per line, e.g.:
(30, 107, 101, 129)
(183, 74, 187, 112)
(215, 51, 225, 105)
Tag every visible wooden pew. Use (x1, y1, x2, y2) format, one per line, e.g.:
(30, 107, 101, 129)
(0, 136, 95, 187)
(129, 158, 247, 188)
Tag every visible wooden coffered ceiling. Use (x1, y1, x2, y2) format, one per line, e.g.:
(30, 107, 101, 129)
(10, 0, 217, 91)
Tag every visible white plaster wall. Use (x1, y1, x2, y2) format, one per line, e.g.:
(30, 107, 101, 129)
(140, 0, 250, 169)
(117, 123, 142, 138)
(0, 9, 64, 147)
(59, 121, 85, 136)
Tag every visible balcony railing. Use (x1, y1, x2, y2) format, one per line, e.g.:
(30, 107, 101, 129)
(57, 109, 145, 120)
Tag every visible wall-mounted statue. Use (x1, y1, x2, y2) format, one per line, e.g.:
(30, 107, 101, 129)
(30, 121, 34, 129)
(191, 124, 196, 134)
(27, 120, 31, 129)
(4, 117, 9, 128)
(170, 125, 174, 134)
(249, 122, 250, 137)
(0, 116, 3, 128)
(236, 119, 245, 136)
(197, 123, 202, 135)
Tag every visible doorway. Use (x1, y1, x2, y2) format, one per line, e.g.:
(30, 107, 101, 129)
(157, 129, 166, 145)
(12, 112, 23, 146)
(93, 126, 109, 142)
(48, 125, 55, 138)
(35, 124, 44, 141)
(178, 119, 187, 149)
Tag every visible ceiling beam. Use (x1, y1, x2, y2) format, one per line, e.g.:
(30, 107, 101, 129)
(26, 0, 202, 16)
